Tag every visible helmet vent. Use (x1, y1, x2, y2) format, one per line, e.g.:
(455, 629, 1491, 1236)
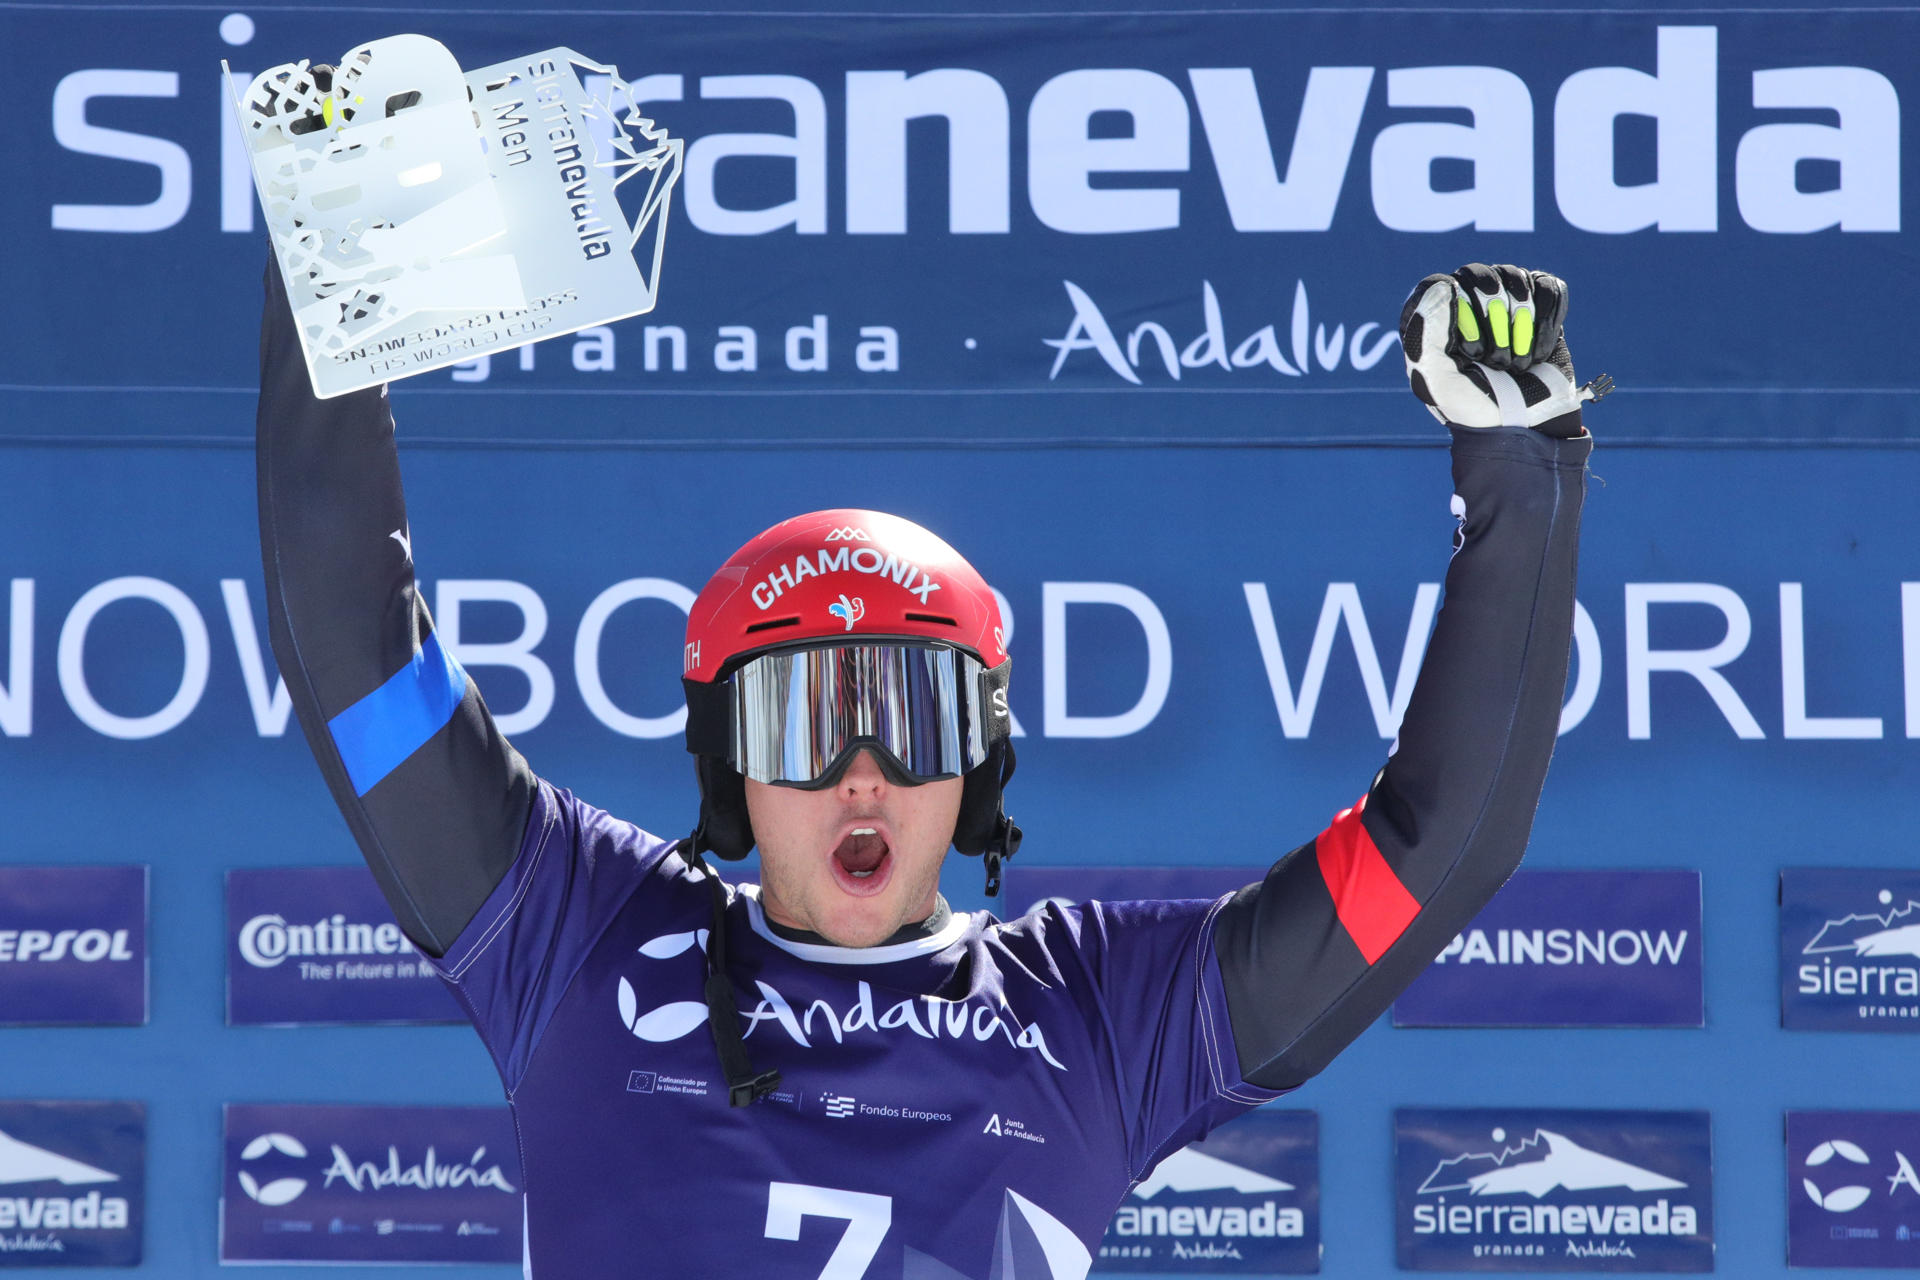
(744, 616, 800, 634)
(904, 613, 957, 627)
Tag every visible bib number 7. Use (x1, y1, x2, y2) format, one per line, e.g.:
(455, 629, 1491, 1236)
(764, 1181, 893, 1279)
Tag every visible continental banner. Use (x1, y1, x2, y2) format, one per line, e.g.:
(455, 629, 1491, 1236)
(225, 866, 463, 1026)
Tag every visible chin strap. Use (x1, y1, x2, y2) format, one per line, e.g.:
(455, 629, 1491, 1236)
(679, 838, 782, 1108)
(979, 738, 1023, 898)
(982, 813, 1022, 899)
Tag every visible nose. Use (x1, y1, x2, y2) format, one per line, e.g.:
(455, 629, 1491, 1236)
(838, 748, 888, 799)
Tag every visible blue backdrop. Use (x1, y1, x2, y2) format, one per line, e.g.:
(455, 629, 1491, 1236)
(1, 0, 1916, 1276)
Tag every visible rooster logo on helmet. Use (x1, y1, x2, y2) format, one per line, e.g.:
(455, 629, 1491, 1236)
(828, 595, 866, 631)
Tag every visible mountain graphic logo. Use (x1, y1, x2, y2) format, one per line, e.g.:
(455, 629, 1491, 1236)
(1131, 1147, 1294, 1200)
(1802, 891, 1920, 959)
(1419, 1129, 1686, 1199)
(0, 1128, 118, 1186)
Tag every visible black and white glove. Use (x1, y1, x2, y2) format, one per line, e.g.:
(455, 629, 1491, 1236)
(1399, 263, 1610, 438)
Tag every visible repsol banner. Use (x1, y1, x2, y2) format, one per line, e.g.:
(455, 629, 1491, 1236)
(1395, 1108, 1714, 1272)
(0, 867, 146, 1026)
(1787, 1110, 1920, 1269)
(0, 1100, 144, 1268)
(226, 867, 463, 1026)
(1780, 868, 1920, 1031)
(1100, 1109, 1319, 1275)
(219, 1103, 521, 1264)
(1394, 869, 1703, 1028)
(9, 8, 1915, 443)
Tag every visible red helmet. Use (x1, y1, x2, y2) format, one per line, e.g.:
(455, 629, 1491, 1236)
(683, 509, 1007, 680)
(681, 510, 1021, 885)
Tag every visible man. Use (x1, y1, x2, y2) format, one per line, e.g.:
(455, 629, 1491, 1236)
(257, 260, 1597, 1279)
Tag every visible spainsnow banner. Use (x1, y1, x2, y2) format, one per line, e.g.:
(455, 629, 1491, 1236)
(0, 867, 146, 1026)
(1100, 1109, 1319, 1275)
(226, 866, 462, 1025)
(1780, 868, 1920, 1032)
(1394, 870, 1703, 1028)
(1395, 1108, 1714, 1272)
(219, 1103, 521, 1264)
(1787, 1110, 1920, 1269)
(0, 1100, 144, 1268)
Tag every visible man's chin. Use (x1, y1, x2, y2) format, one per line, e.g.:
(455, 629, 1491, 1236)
(811, 905, 904, 950)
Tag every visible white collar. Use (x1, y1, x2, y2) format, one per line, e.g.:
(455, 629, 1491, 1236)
(739, 884, 969, 964)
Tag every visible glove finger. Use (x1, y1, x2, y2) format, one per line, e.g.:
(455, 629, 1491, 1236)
(1474, 263, 1524, 372)
(1398, 274, 1453, 364)
(1400, 276, 1460, 418)
(1493, 264, 1537, 369)
(1494, 264, 1532, 302)
(1404, 275, 1504, 426)
(1526, 270, 1569, 374)
(1449, 263, 1505, 369)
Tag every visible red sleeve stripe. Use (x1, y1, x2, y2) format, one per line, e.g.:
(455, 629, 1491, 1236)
(1314, 795, 1421, 965)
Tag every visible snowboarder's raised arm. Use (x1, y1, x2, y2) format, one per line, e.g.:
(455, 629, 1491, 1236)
(256, 260, 536, 958)
(1213, 265, 1601, 1090)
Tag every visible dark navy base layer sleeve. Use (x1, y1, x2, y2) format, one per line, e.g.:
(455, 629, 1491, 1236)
(256, 263, 534, 957)
(1214, 426, 1591, 1091)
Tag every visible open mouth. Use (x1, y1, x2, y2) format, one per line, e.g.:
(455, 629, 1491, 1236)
(831, 826, 893, 895)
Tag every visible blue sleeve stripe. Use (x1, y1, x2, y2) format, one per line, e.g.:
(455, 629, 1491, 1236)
(327, 632, 470, 797)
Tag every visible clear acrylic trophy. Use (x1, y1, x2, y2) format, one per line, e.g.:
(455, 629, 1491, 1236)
(225, 35, 683, 398)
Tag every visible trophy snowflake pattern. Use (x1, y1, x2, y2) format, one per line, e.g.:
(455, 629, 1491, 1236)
(227, 35, 683, 397)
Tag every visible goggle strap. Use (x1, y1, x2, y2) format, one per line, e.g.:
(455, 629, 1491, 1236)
(679, 838, 782, 1107)
(977, 657, 1012, 751)
(682, 677, 733, 758)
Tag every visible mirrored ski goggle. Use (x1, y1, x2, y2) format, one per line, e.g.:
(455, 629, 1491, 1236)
(729, 644, 996, 788)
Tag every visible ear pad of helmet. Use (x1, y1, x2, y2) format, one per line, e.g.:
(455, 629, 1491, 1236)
(953, 739, 1017, 858)
(694, 755, 756, 861)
